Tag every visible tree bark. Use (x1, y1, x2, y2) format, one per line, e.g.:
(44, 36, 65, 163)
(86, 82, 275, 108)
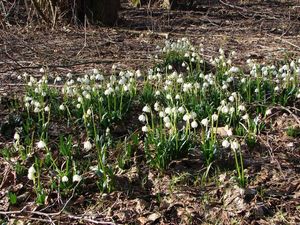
(84, 0, 120, 26)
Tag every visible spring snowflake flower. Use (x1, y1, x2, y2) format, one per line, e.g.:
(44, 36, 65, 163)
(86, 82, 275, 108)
(254, 116, 260, 125)
(201, 118, 209, 127)
(14, 132, 20, 141)
(229, 66, 239, 73)
(274, 86, 280, 92)
(265, 109, 272, 116)
(165, 107, 172, 115)
(242, 114, 249, 120)
(44, 106, 50, 112)
(165, 122, 171, 128)
(225, 125, 233, 136)
(168, 65, 173, 70)
(142, 105, 151, 113)
(54, 76, 62, 83)
(138, 114, 146, 122)
(84, 93, 91, 100)
(86, 108, 92, 116)
(37, 140, 46, 149)
(73, 174, 82, 183)
(190, 112, 197, 119)
(142, 126, 148, 132)
(212, 114, 218, 121)
(178, 107, 185, 114)
(191, 120, 198, 128)
(183, 113, 190, 121)
(154, 102, 160, 111)
(231, 141, 239, 151)
(228, 95, 235, 102)
(222, 139, 230, 148)
(83, 140, 92, 151)
(59, 104, 65, 111)
(163, 116, 171, 123)
(104, 87, 114, 96)
(222, 106, 229, 114)
(238, 105, 246, 111)
(159, 111, 165, 118)
(28, 165, 36, 181)
(222, 84, 228, 90)
(62, 176, 69, 183)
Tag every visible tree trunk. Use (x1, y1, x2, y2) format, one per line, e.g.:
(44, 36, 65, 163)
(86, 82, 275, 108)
(84, 0, 120, 26)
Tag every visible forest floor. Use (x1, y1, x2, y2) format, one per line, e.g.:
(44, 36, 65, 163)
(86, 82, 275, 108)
(0, 1, 300, 224)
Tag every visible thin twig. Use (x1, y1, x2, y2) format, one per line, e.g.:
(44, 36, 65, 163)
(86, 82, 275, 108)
(67, 214, 116, 225)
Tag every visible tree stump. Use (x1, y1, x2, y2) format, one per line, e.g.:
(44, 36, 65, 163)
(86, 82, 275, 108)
(83, 0, 120, 26)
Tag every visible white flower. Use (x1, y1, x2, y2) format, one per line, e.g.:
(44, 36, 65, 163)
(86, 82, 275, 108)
(165, 107, 172, 115)
(183, 113, 191, 121)
(28, 165, 36, 181)
(165, 122, 171, 128)
(154, 102, 160, 111)
(178, 107, 185, 114)
(142, 105, 151, 113)
(62, 176, 69, 183)
(201, 118, 209, 127)
(142, 126, 148, 132)
(238, 105, 246, 111)
(190, 112, 197, 119)
(138, 114, 146, 122)
(274, 86, 280, 92)
(168, 65, 173, 70)
(222, 106, 229, 114)
(14, 132, 20, 141)
(231, 141, 239, 151)
(159, 111, 165, 118)
(242, 114, 249, 120)
(54, 76, 62, 83)
(44, 106, 50, 112)
(37, 140, 46, 149)
(163, 116, 171, 123)
(191, 120, 198, 128)
(228, 96, 235, 102)
(83, 140, 92, 151)
(222, 139, 230, 148)
(72, 174, 82, 183)
(229, 107, 235, 114)
(59, 104, 65, 111)
(155, 91, 161, 96)
(265, 109, 272, 116)
(229, 66, 239, 73)
(104, 87, 114, 96)
(225, 125, 233, 136)
(86, 108, 92, 116)
(212, 114, 218, 121)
